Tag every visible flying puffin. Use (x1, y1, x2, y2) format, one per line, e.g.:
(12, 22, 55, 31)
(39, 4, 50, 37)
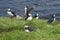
(7, 8, 16, 18)
(24, 25, 35, 32)
(34, 13, 39, 19)
(25, 6, 36, 17)
(47, 14, 56, 23)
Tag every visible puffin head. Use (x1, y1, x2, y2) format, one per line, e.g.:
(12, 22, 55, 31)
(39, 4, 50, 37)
(8, 8, 11, 11)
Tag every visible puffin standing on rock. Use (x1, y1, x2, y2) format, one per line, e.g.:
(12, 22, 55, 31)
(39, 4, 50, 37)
(24, 25, 35, 32)
(47, 14, 56, 23)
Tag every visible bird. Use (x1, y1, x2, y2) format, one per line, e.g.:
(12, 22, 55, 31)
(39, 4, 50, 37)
(24, 25, 35, 32)
(47, 14, 56, 23)
(7, 8, 16, 19)
(34, 13, 39, 19)
(25, 6, 36, 17)
(25, 13, 32, 20)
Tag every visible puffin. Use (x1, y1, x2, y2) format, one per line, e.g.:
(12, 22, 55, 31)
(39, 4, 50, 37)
(47, 14, 56, 23)
(25, 13, 32, 20)
(25, 6, 36, 17)
(7, 8, 16, 18)
(34, 13, 39, 19)
(24, 25, 35, 32)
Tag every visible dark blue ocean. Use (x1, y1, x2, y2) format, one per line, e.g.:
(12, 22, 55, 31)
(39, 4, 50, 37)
(0, 0, 60, 19)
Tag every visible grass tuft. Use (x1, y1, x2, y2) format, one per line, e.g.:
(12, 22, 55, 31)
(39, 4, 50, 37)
(0, 17, 60, 40)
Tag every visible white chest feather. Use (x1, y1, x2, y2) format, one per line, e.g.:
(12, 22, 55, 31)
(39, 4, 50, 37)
(7, 12, 13, 16)
(25, 30, 30, 32)
(27, 17, 32, 20)
(54, 18, 55, 21)
(36, 17, 39, 19)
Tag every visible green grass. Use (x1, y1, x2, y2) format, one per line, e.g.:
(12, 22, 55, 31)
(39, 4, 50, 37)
(0, 17, 60, 40)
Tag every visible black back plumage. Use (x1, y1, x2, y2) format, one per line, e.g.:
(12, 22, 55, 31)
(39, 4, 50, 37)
(47, 14, 55, 23)
(25, 26, 35, 32)
(11, 11, 16, 17)
(34, 14, 38, 17)
(25, 27, 35, 31)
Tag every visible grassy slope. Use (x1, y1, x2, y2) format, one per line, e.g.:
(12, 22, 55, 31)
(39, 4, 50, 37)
(0, 17, 60, 40)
